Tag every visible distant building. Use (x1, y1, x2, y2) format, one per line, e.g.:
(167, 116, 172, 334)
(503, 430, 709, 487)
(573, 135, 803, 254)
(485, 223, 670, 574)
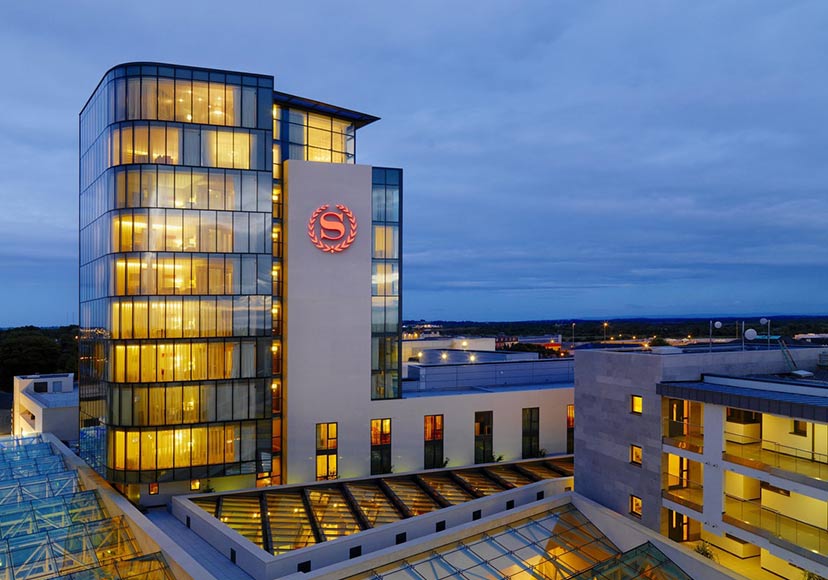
(13, 373, 78, 443)
(402, 337, 496, 361)
(575, 345, 828, 579)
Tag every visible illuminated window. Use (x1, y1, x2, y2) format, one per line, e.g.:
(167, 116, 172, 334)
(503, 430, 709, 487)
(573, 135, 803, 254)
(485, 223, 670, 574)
(190, 479, 201, 491)
(792, 420, 807, 436)
(371, 419, 392, 475)
(631, 395, 643, 415)
(630, 445, 642, 465)
(316, 423, 338, 481)
(630, 495, 642, 518)
(424, 415, 443, 469)
(148, 482, 159, 495)
(566, 404, 575, 454)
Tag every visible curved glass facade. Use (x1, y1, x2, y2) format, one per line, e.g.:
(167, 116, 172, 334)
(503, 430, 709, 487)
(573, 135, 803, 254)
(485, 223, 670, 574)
(79, 64, 275, 487)
(81, 62, 393, 498)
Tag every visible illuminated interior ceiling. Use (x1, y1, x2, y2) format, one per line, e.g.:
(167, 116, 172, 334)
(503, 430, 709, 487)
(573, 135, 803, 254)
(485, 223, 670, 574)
(188, 457, 575, 555)
(0, 435, 174, 580)
(346, 505, 693, 580)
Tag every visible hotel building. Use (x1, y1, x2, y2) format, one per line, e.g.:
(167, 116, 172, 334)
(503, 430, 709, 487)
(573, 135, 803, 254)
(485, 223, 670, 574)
(79, 63, 573, 506)
(575, 346, 828, 579)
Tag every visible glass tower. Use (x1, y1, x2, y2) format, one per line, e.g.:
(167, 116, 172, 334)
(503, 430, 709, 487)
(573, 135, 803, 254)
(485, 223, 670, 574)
(79, 63, 400, 500)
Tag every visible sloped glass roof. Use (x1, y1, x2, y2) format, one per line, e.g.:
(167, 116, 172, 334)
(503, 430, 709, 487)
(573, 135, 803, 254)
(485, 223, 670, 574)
(345, 503, 619, 579)
(569, 541, 693, 580)
(345, 506, 693, 580)
(0, 435, 175, 580)
(187, 458, 574, 556)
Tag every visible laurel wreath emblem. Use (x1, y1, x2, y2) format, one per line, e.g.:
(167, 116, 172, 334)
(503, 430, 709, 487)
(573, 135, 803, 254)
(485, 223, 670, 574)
(307, 204, 358, 253)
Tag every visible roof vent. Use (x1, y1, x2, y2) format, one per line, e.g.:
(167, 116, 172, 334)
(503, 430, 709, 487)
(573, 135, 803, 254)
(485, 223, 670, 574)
(790, 370, 815, 379)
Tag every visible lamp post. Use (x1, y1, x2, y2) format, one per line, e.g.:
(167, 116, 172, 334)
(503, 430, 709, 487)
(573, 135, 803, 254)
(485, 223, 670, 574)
(760, 318, 771, 350)
(709, 320, 722, 353)
(571, 322, 575, 352)
(603, 322, 608, 341)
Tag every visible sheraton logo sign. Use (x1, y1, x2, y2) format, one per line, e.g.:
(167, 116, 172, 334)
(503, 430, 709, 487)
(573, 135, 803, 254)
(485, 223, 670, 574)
(307, 204, 357, 253)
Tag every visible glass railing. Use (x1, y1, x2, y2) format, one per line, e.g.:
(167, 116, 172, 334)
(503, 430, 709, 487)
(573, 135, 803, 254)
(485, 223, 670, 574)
(662, 420, 704, 454)
(723, 433, 828, 482)
(661, 475, 704, 511)
(723, 494, 828, 557)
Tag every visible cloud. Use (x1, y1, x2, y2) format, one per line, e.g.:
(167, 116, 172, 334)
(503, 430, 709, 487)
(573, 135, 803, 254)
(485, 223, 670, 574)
(1, 1, 828, 323)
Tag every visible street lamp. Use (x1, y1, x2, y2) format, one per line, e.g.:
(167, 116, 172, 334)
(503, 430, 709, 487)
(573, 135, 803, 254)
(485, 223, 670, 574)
(709, 320, 722, 353)
(571, 322, 575, 352)
(760, 318, 771, 350)
(603, 322, 608, 341)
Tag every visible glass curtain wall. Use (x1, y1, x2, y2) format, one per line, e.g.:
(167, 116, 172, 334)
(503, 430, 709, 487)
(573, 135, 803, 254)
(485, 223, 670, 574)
(79, 64, 274, 489)
(370, 168, 402, 399)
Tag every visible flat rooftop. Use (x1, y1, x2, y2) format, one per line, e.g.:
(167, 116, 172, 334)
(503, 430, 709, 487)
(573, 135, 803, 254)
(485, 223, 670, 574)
(659, 372, 828, 422)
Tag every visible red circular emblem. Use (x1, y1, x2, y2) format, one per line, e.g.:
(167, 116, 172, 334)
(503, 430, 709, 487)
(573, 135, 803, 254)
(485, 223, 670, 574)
(307, 204, 358, 253)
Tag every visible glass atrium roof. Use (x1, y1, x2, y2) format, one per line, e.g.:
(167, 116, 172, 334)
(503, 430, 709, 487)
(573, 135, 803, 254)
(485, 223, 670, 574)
(0, 435, 174, 580)
(188, 458, 574, 556)
(346, 505, 692, 580)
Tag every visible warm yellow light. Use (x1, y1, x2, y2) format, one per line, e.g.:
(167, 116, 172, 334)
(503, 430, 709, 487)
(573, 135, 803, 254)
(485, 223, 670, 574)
(470, 354, 477, 362)
(440, 353, 448, 360)
(417, 351, 423, 358)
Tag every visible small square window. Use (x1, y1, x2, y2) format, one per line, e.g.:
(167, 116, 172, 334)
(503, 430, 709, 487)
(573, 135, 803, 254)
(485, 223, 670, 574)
(629, 445, 642, 465)
(148, 482, 159, 495)
(630, 395, 643, 415)
(630, 495, 642, 518)
(190, 479, 201, 491)
(792, 420, 807, 436)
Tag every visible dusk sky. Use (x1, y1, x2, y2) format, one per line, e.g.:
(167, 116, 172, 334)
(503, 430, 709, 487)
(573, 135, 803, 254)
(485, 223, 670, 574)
(2, 1, 828, 326)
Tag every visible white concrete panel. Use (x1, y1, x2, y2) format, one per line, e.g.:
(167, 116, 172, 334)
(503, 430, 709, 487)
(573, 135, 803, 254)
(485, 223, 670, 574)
(284, 160, 374, 484)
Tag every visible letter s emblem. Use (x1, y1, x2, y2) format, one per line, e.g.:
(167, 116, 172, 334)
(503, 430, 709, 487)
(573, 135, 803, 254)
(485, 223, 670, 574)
(319, 211, 345, 240)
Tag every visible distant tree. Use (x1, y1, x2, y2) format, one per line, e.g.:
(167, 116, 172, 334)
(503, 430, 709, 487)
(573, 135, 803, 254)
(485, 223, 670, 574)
(0, 330, 61, 389)
(650, 337, 670, 347)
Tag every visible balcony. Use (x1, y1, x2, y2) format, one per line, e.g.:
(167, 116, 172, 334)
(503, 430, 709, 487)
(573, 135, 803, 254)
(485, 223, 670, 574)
(723, 494, 828, 563)
(662, 420, 704, 454)
(723, 434, 828, 490)
(661, 475, 703, 512)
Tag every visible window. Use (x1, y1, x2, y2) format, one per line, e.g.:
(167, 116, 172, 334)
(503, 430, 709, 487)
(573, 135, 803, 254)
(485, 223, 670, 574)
(522, 408, 540, 459)
(424, 415, 444, 469)
(566, 404, 575, 454)
(629, 495, 642, 518)
(630, 445, 642, 466)
(631, 395, 643, 415)
(474, 411, 493, 464)
(316, 422, 338, 481)
(33, 382, 48, 393)
(148, 482, 159, 495)
(792, 420, 807, 437)
(371, 419, 392, 475)
(190, 479, 201, 491)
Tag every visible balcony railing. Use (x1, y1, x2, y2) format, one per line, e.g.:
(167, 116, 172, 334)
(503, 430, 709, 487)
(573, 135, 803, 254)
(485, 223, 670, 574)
(723, 433, 828, 484)
(661, 475, 703, 512)
(662, 420, 704, 454)
(723, 494, 828, 560)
